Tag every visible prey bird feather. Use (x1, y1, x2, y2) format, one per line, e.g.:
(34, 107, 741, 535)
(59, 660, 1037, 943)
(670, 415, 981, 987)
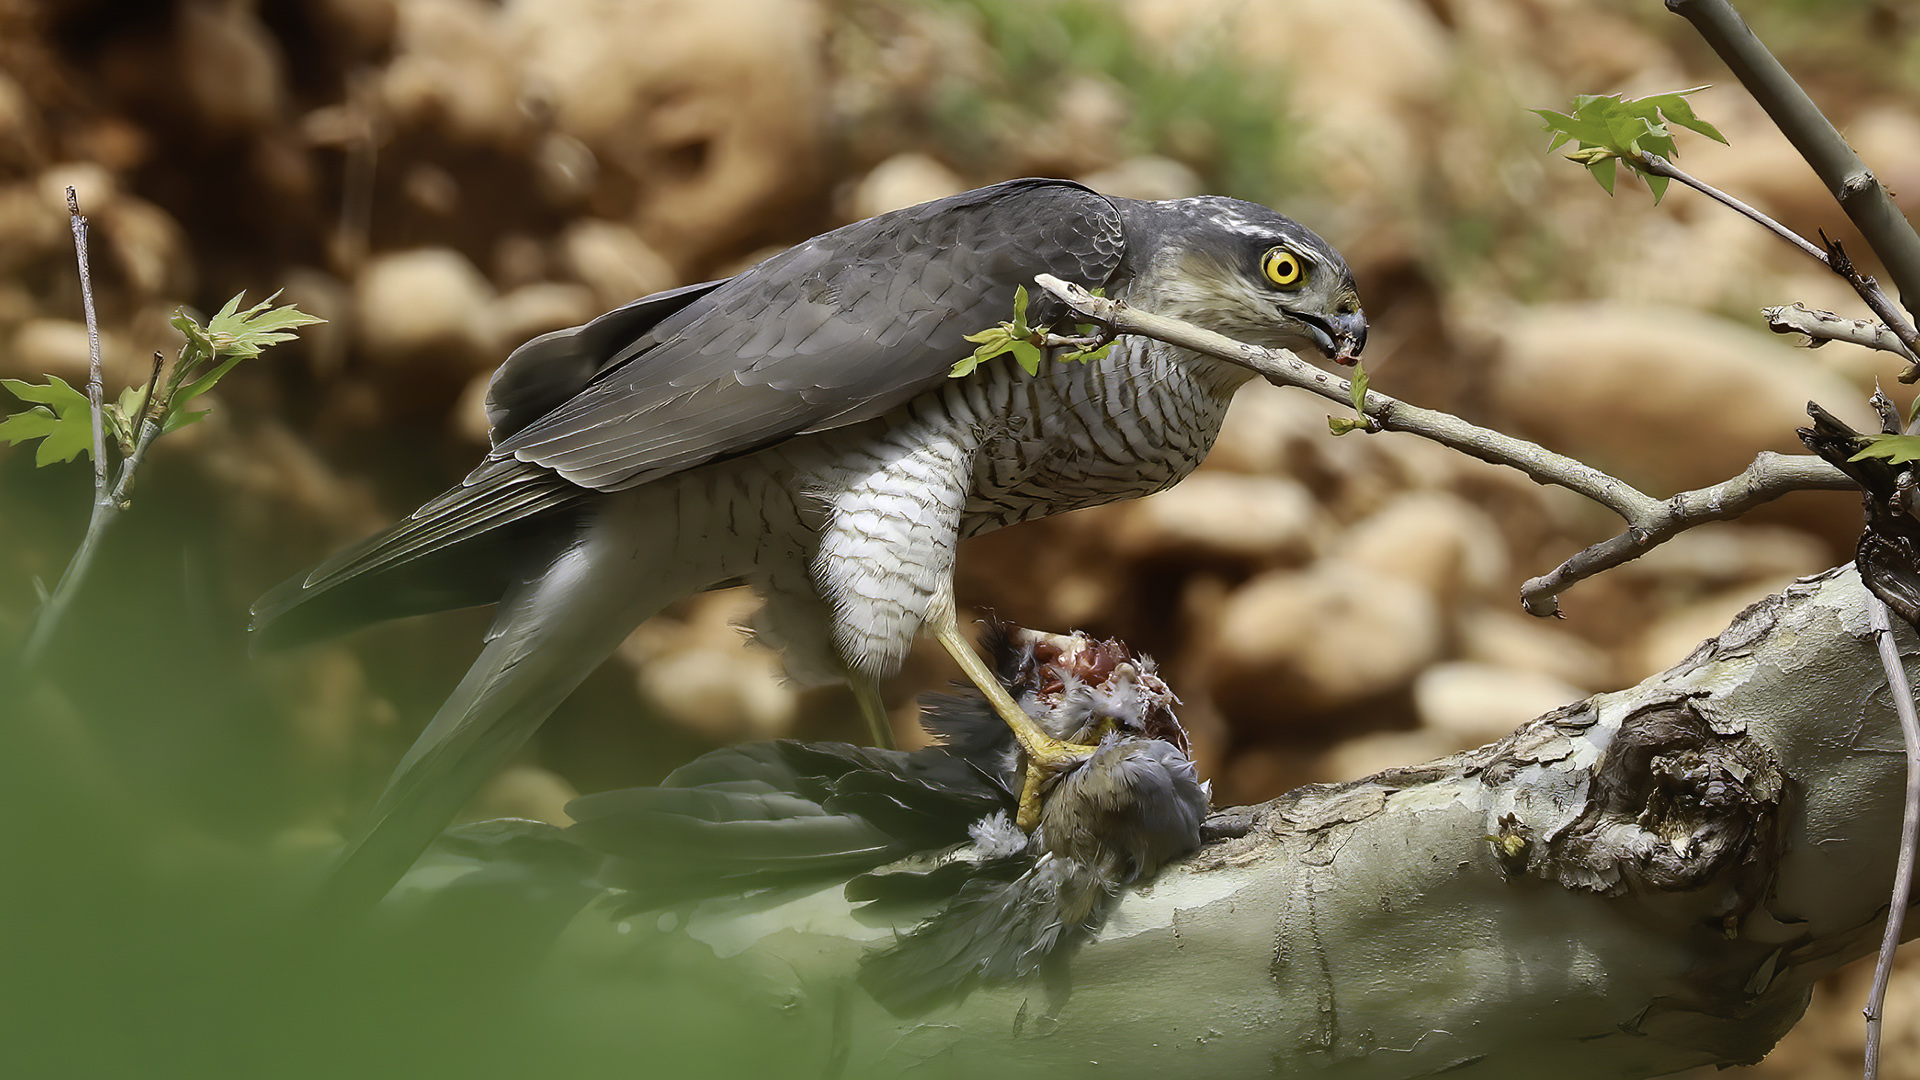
(564, 625, 1210, 1015)
(252, 177, 1364, 913)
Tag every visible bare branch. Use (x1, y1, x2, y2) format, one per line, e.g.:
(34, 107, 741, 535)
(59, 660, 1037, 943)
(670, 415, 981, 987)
(1632, 153, 1920, 374)
(1862, 592, 1920, 1080)
(67, 187, 107, 507)
(1766, 303, 1908, 354)
(1519, 453, 1853, 615)
(1637, 151, 1829, 264)
(1821, 237, 1920, 381)
(20, 190, 114, 671)
(1031, 273, 1852, 618)
(1667, 0, 1920, 316)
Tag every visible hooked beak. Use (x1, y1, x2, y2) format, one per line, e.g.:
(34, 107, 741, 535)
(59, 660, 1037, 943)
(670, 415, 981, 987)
(1298, 310, 1369, 367)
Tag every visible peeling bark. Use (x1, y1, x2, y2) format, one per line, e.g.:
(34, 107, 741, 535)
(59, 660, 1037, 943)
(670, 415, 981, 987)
(545, 566, 1916, 1078)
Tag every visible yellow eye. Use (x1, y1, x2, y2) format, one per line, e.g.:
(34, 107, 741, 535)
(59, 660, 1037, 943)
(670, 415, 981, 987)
(1262, 247, 1304, 288)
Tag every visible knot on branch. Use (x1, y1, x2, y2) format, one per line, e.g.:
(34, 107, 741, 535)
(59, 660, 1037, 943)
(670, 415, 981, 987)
(1512, 699, 1786, 921)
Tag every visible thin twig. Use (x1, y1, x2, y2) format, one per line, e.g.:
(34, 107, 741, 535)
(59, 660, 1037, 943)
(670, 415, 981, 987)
(68, 187, 107, 504)
(1031, 273, 1853, 616)
(127, 352, 164, 455)
(1634, 153, 1920, 372)
(1636, 152, 1829, 263)
(19, 191, 116, 671)
(1822, 236, 1920, 381)
(1667, 0, 1920, 313)
(1765, 303, 1908, 355)
(1862, 592, 1920, 1080)
(1516, 453, 1854, 614)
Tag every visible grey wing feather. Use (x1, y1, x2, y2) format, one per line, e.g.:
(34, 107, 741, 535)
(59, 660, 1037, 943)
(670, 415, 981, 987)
(486, 278, 727, 441)
(249, 458, 584, 647)
(492, 178, 1128, 491)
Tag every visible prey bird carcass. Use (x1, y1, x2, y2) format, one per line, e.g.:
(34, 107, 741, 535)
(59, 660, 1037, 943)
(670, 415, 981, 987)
(250, 177, 1365, 910)
(565, 625, 1210, 1015)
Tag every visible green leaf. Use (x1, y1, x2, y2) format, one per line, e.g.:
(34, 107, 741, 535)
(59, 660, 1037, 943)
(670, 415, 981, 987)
(0, 376, 95, 465)
(104, 384, 144, 452)
(954, 326, 1014, 378)
(163, 408, 210, 434)
(202, 290, 324, 360)
(1059, 342, 1112, 364)
(170, 308, 215, 355)
(173, 353, 245, 407)
(1851, 434, 1920, 465)
(1009, 286, 1031, 338)
(1347, 363, 1369, 416)
(1327, 416, 1361, 436)
(1646, 88, 1727, 144)
(1009, 341, 1043, 376)
(1590, 156, 1617, 195)
(1536, 87, 1724, 203)
(164, 292, 322, 409)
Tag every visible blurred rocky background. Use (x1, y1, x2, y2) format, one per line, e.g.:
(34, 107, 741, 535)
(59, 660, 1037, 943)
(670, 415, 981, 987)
(2, 0, 1918, 1075)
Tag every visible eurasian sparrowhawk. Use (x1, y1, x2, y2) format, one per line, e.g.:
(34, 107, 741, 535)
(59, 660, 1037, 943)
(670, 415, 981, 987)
(253, 177, 1365, 910)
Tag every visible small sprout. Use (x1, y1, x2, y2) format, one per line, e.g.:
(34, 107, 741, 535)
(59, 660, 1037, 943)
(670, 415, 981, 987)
(1533, 87, 1728, 203)
(954, 285, 1111, 378)
(0, 291, 320, 468)
(1326, 362, 1372, 436)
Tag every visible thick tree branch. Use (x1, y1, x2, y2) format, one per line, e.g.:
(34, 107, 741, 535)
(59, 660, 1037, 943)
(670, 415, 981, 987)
(1031, 273, 1852, 616)
(508, 568, 1916, 1077)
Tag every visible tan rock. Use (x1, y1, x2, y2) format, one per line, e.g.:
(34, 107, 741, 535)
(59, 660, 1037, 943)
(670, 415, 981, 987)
(1612, 523, 1830, 589)
(1412, 660, 1584, 749)
(8, 319, 136, 387)
(318, 0, 399, 47)
(0, 183, 63, 275)
(177, 0, 286, 134)
(495, 281, 598, 348)
(38, 162, 118, 219)
(1077, 156, 1203, 202)
(276, 268, 353, 379)
(1627, 581, 1788, 684)
(101, 196, 191, 299)
(1489, 302, 1876, 496)
(354, 247, 498, 368)
(1112, 472, 1322, 565)
(471, 764, 581, 826)
(1208, 559, 1443, 727)
(560, 219, 677, 310)
(383, 0, 524, 145)
(534, 131, 599, 206)
(510, 0, 828, 263)
(620, 588, 801, 742)
(850, 153, 966, 220)
(0, 282, 33, 329)
(451, 370, 493, 445)
(1343, 490, 1508, 603)
(1316, 730, 1456, 785)
(0, 70, 47, 174)
(1458, 605, 1612, 691)
(1130, 0, 1448, 201)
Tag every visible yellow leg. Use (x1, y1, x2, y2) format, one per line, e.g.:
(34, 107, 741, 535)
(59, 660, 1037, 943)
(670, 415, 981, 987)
(924, 590, 1092, 829)
(851, 676, 896, 750)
